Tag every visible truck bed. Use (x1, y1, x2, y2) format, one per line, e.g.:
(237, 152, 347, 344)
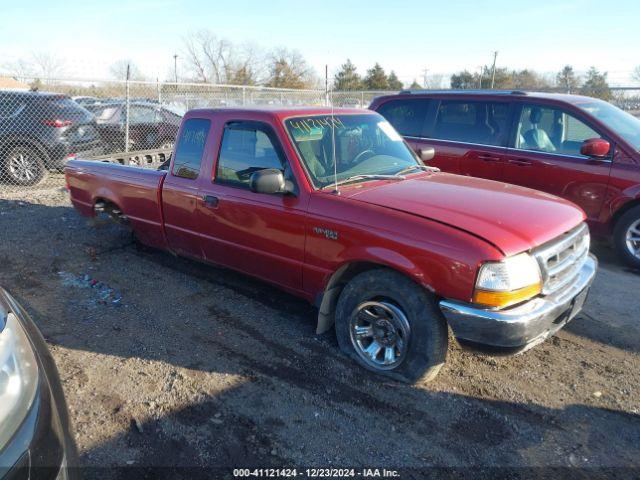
(65, 159, 169, 249)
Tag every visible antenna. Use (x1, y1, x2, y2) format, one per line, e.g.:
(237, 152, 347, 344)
(330, 69, 339, 195)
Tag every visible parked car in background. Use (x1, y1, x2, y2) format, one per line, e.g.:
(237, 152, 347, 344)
(371, 90, 640, 268)
(0, 287, 78, 479)
(85, 101, 182, 153)
(71, 96, 100, 107)
(0, 91, 102, 185)
(65, 107, 596, 383)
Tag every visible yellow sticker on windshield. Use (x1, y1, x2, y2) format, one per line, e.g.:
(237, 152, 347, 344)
(378, 121, 403, 142)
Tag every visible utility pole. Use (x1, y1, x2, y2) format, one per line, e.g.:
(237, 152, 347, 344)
(490, 51, 498, 89)
(124, 64, 130, 153)
(173, 54, 178, 83)
(422, 68, 429, 89)
(325, 64, 329, 106)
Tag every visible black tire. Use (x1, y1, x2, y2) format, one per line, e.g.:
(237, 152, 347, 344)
(1, 144, 45, 186)
(613, 205, 640, 269)
(335, 268, 448, 383)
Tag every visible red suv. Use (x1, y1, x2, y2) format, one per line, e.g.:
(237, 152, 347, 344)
(371, 91, 640, 268)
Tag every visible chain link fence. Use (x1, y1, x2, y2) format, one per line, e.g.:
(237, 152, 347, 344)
(0, 73, 639, 193)
(0, 74, 397, 192)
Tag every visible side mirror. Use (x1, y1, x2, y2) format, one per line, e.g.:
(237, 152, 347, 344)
(418, 147, 435, 162)
(580, 138, 610, 158)
(249, 168, 289, 194)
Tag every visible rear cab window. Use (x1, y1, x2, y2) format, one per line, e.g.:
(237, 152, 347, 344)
(172, 118, 211, 179)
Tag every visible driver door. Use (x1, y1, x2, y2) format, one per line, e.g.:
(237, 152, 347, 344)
(197, 120, 306, 291)
(502, 103, 613, 222)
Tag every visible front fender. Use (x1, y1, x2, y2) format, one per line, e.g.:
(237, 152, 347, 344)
(315, 248, 436, 335)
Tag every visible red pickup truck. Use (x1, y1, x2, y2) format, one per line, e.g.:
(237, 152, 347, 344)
(65, 107, 597, 382)
(370, 90, 640, 268)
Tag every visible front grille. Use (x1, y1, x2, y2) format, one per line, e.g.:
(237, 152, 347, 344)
(533, 223, 590, 295)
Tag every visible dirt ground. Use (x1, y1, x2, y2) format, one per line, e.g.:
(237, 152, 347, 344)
(0, 186, 638, 478)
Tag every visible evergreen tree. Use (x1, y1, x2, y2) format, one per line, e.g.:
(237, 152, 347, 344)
(333, 59, 363, 91)
(556, 65, 580, 92)
(581, 67, 611, 101)
(387, 71, 404, 90)
(450, 70, 476, 89)
(364, 63, 389, 90)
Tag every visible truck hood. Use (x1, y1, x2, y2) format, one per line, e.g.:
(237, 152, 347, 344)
(347, 173, 585, 256)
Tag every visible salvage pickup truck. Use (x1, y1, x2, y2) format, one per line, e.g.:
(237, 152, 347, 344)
(65, 107, 597, 382)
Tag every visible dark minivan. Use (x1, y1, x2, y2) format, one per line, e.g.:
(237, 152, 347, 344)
(371, 90, 640, 268)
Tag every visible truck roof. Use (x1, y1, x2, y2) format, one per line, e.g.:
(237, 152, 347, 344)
(186, 106, 374, 121)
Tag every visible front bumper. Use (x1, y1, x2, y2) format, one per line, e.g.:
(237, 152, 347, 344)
(439, 254, 597, 352)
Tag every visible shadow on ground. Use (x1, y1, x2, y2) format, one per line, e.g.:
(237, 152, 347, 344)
(1, 198, 639, 477)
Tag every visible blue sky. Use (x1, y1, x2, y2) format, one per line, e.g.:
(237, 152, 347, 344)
(1, 0, 638, 85)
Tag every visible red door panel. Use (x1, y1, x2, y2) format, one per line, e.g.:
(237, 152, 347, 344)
(197, 186, 306, 290)
(502, 151, 612, 221)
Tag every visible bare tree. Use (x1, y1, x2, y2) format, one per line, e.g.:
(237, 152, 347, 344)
(2, 52, 66, 79)
(427, 73, 444, 89)
(109, 60, 145, 81)
(227, 42, 266, 85)
(1, 58, 34, 78)
(30, 52, 66, 78)
(182, 30, 235, 83)
(633, 65, 640, 83)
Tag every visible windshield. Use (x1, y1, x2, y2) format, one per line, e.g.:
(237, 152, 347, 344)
(576, 99, 640, 151)
(285, 114, 419, 188)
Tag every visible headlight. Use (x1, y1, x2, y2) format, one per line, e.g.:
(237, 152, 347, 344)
(0, 302, 39, 448)
(473, 253, 542, 308)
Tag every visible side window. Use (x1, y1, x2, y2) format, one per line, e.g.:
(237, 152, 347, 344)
(432, 100, 509, 146)
(216, 123, 285, 187)
(376, 99, 430, 137)
(515, 105, 601, 156)
(171, 118, 210, 180)
(129, 106, 156, 124)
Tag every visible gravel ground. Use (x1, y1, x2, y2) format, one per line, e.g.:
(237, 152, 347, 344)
(0, 186, 638, 478)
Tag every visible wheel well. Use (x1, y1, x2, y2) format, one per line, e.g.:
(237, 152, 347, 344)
(316, 261, 404, 334)
(612, 199, 640, 228)
(0, 136, 49, 161)
(93, 198, 128, 224)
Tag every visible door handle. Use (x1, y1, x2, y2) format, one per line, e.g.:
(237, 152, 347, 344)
(508, 158, 533, 166)
(478, 155, 501, 162)
(201, 194, 219, 207)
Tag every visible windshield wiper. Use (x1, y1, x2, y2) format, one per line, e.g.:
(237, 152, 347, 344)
(321, 174, 406, 190)
(395, 164, 440, 175)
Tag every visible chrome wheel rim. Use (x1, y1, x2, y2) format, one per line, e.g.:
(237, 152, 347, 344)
(8, 148, 39, 182)
(349, 300, 411, 370)
(625, 219, 640, 259)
